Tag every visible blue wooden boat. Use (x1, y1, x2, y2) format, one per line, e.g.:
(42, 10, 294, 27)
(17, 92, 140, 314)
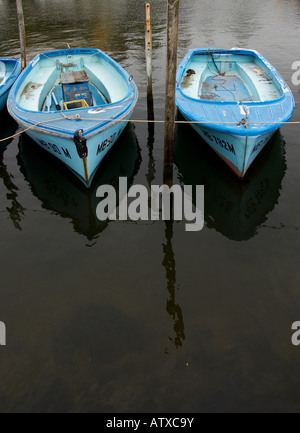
(176, 48, 295, 178)
(7, 48, 138, 187)
(0, 58, 21, 111)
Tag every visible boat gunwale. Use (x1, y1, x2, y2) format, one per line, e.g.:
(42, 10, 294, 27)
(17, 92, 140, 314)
(8, 94, 138, 140)
(176, 97, 294, 137)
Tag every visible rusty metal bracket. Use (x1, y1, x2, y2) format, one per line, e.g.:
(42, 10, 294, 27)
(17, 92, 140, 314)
(74, 129, 88, 158)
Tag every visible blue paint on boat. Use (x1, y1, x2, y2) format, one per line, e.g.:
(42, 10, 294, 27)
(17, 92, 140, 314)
(176, 48, 295, 178)
(0, 58, 21, 112)
(7, 49, 138, 187)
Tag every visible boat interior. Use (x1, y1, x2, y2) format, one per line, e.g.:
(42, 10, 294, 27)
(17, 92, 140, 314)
(0, 60, 16, 85)
(181, 51, 283, 103)
(16, 53, 130, 112)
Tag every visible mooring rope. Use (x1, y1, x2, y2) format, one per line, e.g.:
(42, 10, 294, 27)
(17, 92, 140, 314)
(0, 112, 81, 142)
(1, 115, 299, 143)
(237, 102, 250, 130)
(0, 48, 289, 144)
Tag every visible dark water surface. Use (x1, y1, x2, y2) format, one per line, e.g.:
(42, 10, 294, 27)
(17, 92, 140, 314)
(0, 0, 300, 413)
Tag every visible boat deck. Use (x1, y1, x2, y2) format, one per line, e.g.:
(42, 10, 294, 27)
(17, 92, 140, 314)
(200, 75, 252, 102)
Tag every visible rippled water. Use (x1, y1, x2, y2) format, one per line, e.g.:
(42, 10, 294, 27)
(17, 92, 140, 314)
(0, 0, 300, 413)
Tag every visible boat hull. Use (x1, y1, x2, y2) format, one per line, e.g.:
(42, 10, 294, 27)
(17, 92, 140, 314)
(22, 111, 131, 187)
(0, 59, 21, 111)
(176, 48, 295, 178)
(7, 49, 138, 187)
(184, 117, 276, 178)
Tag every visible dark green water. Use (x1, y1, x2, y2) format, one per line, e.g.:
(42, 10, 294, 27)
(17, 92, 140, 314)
(0, 0, 300, 413)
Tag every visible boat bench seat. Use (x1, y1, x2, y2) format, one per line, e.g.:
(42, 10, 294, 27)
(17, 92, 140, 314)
(18, 72, 53, 111)
(0, 62, 6, 84)
(236, 63, 281, 101)
(181, 64, 206, 99)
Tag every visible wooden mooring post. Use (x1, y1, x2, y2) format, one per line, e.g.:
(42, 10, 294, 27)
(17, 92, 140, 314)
(145, 2, 155, 187)
(145, 2, 154, 122)
(163, 0, 179, 187)
(15, 0, 27, 70)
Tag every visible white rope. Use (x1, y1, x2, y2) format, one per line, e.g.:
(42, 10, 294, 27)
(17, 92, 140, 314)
(237, 102, 249, 129)
(1, 115, 299, 143)
(2, 118, 300, 139)
(0, 113, 81, 142)
(78, 117, 300, 125)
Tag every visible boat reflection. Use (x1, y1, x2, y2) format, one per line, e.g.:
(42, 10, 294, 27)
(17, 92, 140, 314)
(0, 110, 18, 150)
(17, 123, 142, 241)
(175, 119, 287, 241)
(0, 112, 25, 231)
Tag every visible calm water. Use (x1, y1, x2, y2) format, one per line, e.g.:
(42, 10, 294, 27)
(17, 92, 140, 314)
(0, 0, 300, 413)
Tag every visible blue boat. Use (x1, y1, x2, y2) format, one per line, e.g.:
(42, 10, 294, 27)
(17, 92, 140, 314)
(176, 48, 295, 178)
(0, 58, 21, 112)
(8, 48, 138, 187)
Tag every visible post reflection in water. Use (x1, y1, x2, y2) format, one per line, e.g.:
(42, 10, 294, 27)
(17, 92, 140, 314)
(0, 112, 25, 231)
(17, 123, 142, 242)
(145, 92, 184, 350)
(163, 219, 185, 351)
(146, 111, 156, 188)
(146, 53, 155, 188)
(174, 117, 287, 241)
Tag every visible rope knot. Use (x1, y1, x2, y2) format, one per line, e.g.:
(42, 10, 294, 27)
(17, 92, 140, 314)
(237, 102, 249, 129)
(237, 116, 249, 129)
(60, 111, 81, 121)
